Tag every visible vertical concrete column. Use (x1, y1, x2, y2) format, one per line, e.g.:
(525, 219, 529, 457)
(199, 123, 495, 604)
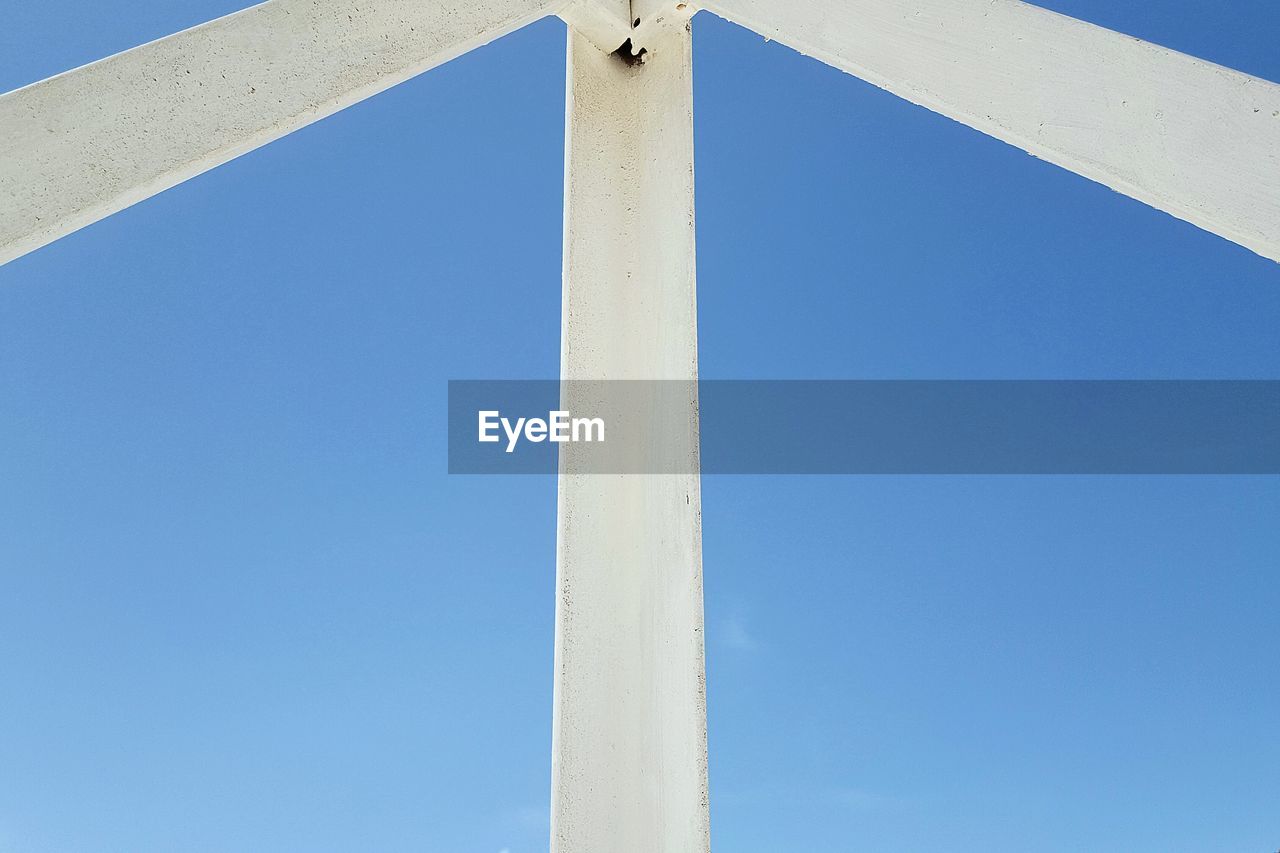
(552, 18, 709, 853)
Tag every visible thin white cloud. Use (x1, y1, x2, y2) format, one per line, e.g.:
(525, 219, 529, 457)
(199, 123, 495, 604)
(824, 786, 900, 811)
(718, 613, 759, 651)
(498, 803, 550, 831)
(512, 805, 549, 829)
(717, 783, 903, 813)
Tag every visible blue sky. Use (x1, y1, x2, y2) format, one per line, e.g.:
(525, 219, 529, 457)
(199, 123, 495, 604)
(2, 2, 1279, 851)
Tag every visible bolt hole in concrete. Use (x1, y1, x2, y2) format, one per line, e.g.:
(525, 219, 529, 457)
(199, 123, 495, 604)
(611, 38, 648, 66)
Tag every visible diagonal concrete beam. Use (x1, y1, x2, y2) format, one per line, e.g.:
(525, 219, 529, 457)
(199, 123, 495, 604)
(0, 0, 562, 266)
(701, 0, 1280, 262)
(558, 0, 633, 55)
(632, 0, 696, 46)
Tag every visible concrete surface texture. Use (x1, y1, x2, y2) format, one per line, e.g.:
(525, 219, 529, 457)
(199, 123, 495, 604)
(554, 18, 710, 853)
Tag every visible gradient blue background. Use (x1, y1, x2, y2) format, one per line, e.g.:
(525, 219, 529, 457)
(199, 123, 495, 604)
(2, 2, 1278, 851)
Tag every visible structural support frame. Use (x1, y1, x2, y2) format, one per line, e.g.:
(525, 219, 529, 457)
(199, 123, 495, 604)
(2, 0, 1278, 844)
(2, 0, 1278, 266)
(553, 18, 711, 853)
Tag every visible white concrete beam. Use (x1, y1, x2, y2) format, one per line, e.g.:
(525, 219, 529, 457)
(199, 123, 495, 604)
(553, 18, 709, 853)
(700, 0, 1280, 262)
(633, 0, 697, 46)
(0, 0, 561, 266)
(558, 0, 633, 56)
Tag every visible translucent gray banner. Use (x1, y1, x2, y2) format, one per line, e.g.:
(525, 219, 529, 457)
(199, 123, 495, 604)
(447, 380, 1280, 474)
